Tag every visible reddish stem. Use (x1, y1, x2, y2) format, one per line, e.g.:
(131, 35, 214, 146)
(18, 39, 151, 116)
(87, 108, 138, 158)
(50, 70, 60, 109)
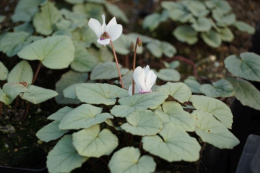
(167, 56, 198, 78)
(33, 62, 42, 84)
(110, 40, 124, 88)
(23, 61, 42, 121)
(132, 40, 138, 95)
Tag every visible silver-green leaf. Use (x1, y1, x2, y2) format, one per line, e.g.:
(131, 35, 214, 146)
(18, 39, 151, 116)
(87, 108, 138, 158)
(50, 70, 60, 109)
(47, 135, 88, 173)
(72, 125, 118, 157)
(108, 147, 156, 173)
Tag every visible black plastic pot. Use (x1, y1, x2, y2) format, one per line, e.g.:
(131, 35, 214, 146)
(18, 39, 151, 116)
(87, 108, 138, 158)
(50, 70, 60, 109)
(0, 166, 47, 173)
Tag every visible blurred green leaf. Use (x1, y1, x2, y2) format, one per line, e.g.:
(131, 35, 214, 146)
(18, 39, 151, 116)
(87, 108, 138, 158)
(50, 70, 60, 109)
(0, 32, 30, 57)
(173, 25, 198, 44)
(225, 52, 260, 82)
(227, 77, 260, 110)
(12, 0, 44, 22)
(55, 70, 88, 104)
(0, 62, 8, 81)
(155, 69, 180, 82)
(200, 79, 234, 98)
(201, 30, 221, 48)
(33, 2, 62, 35)
(233, 21, 255, 34)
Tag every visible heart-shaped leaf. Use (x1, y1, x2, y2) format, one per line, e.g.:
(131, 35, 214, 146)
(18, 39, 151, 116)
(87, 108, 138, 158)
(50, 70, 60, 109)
(224, 52, 260, 82)
(91, 62, 129, 80)
(21, 85, 58, 104)
(70, 43, 98, 72)
(47, 106, 74, 121)
(108, 147, 156, 173)
(111, 92, 168, 117)
(47, 135, 88, 173)
(72, 125, 118, 157)
(18, 36, 75, 69)
(76, 83, 128, 105)
(55, 71, 88, 104)
(155, 69, 180, 81)
(121, 110, 163, 136)
(189, 95, 233, 129)
(227, 77, 260, 110)
(11, 0, 44, 22)
(158, 101, 195, 131)
(201, 30, 221, 48)
(33, 2, 62, 35)
(157, 82, 192, 103)
(0, 62, 8, 81)
(36, 121, 68, 142)
(173, 25, 198, 45)
(0, 32, 30, 57)
(192, 110, 239, 149)
(200, 79, 234, 97)
(192, 17, 211, 32)
(142, 123, 200, 162)
(184, 76, 201, 94)
(59, 104, 113, 130)
(7, 60, 33, 84)
(233, 21, 255, 34)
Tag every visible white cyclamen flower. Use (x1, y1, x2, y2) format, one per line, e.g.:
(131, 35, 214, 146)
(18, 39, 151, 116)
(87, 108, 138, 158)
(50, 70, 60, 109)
(128, 65, 157, 95)
(88, 14, 122, 46)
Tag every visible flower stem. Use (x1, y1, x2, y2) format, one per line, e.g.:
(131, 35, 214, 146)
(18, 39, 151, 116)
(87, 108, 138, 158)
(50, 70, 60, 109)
(167, 56, 198, 78)
(110, 40, 124, 88)
(33, 62, 42, 84)
(132, 39, 138, 95)
(23, 61, 42, 121)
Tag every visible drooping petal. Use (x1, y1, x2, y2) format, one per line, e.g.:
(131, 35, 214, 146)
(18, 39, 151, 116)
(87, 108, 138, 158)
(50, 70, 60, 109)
(97, 38, 111, 46)
(88, 18, 102, 38)
(128, 84, 139, 96)
(107, 24, 123, 41)
(145, 70, 157, 91)
(133, 66, 146, 92)
(106, 17, 117, 31)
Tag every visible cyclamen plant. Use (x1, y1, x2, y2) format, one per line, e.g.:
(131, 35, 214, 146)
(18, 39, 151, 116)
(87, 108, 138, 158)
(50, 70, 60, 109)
(36, 15, 240, 173)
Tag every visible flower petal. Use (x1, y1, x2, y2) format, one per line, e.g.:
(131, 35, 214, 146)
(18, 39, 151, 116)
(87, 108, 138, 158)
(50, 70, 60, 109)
(97, 38, 111, 46)
(145, 70, 157, 91)
(107, 24, 123, 41)
(133, 66, 146, 91)
(88, 18, 102, 38)
(101, 14, 106, 33)
(128, 84, 139, 96)
(106, 17, 117, 31)
(144, 65, 150, 78)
